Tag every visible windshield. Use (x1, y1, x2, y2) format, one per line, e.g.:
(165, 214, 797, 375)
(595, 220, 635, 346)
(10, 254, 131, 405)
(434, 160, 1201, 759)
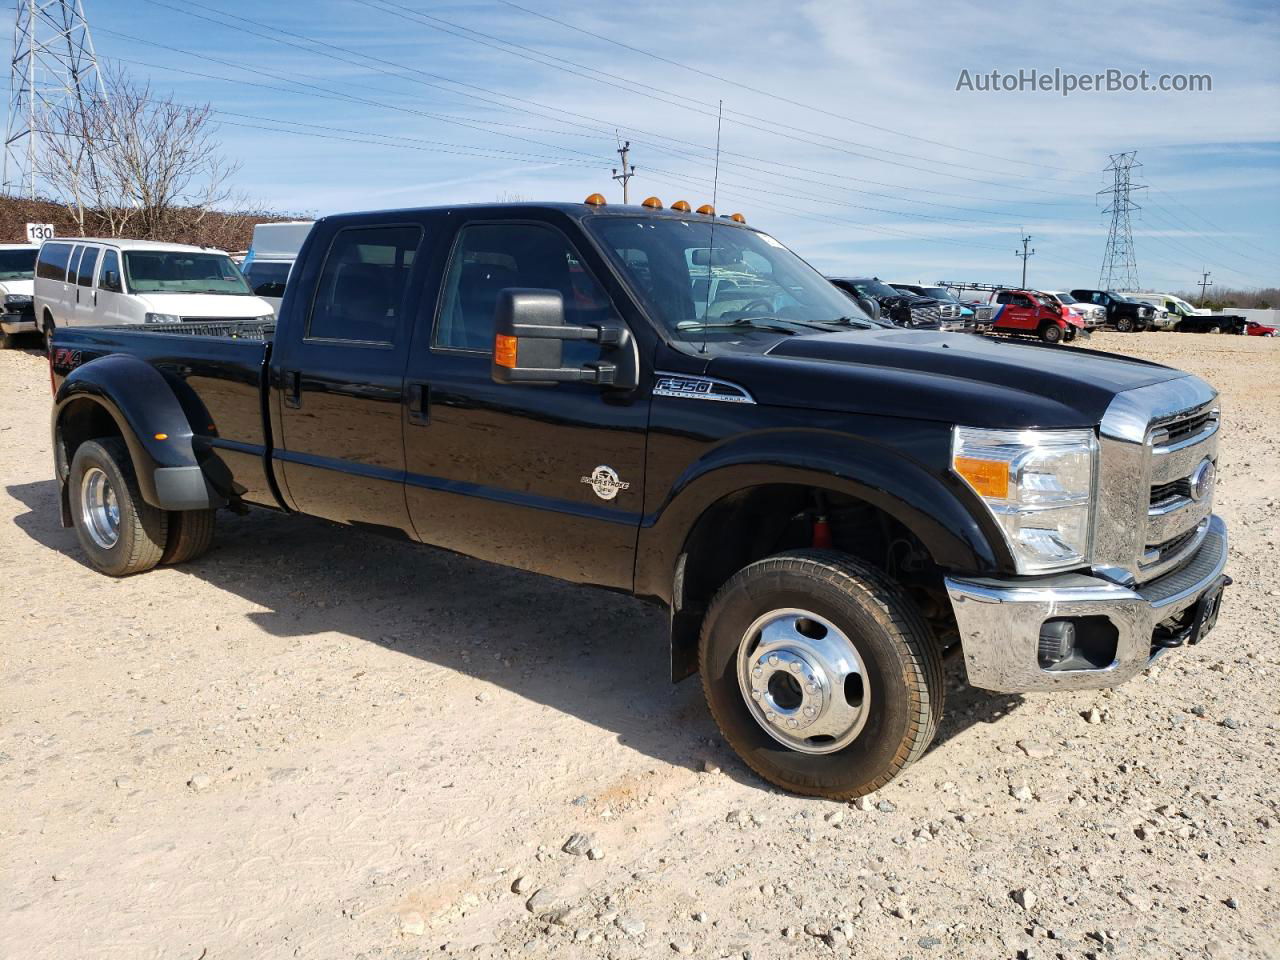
(1034, 294, 1058, 308)
(586, 218, 877, 341)
(123, 251, 252, 295)
(846, 277, 902, 299)
(1052, 292, 1078, 304)
(919, 286, 958, 301)
(0, 248, 37, 281)
(1168, 296, 1196, 314)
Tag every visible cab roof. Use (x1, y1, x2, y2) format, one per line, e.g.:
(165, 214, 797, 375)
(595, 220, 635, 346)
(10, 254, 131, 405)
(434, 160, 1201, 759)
(40, 237, 232, 255)
(317, 200, 759, 228)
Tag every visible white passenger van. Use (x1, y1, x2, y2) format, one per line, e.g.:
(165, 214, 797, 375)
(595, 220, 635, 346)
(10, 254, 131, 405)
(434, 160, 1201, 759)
(240, 221, 313, 312)
(34, 238, 274, 351)
(0, 243, 39, 348)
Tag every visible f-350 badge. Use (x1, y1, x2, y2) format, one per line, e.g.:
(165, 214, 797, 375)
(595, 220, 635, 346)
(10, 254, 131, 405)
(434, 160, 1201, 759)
(581, 465, 630, 501)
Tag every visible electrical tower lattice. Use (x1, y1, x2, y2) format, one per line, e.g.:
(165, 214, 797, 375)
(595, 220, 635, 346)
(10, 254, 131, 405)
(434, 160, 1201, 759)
(1097, 151, 1145, 291)
(4, 0, 106, 198)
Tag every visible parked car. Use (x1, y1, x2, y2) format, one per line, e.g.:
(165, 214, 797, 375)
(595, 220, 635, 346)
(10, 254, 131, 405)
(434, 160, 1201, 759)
(1040, 290, 1105, 330)
(1069, 289, 1155, 332)
(0, 243, 39, 348)
(1245, 320, 1277, 337)
(47, 197, 1230, 800)
(240, 221, 314, 312)
(889, 283, 986, 330)
(34, 238, 275, 352)
(828, 277, 970, 331)
(1123, 292, 1248, 334)
(988, 288, 1073, 343)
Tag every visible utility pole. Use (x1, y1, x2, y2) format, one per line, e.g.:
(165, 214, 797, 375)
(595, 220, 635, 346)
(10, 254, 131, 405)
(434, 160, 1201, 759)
(1015, 234, 1035, 287)
(4, 0, 108, 198)
(1197, 268, 1214, 307)
(611, 140, 634, 204)
(1098, 151, 1145, 290)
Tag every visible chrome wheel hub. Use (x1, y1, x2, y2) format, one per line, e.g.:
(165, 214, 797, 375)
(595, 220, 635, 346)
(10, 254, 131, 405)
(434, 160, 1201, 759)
(736, 608, 870, 754)
(80, 466, 121, 549)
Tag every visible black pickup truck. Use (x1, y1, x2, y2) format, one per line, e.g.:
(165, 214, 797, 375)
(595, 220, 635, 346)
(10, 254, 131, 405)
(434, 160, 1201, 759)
(1070, 289, 1156, 332)
(48, 199, 1230, 799)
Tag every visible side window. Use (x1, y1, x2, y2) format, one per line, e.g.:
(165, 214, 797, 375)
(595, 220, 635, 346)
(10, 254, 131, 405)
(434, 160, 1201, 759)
(76, 246, 99, 287)
(99, 250, 122, 292)
(245, 261, 290, 299)
(307, 225, 422, 343)
(433, 222, 611, 354)
(1012, 294, 1032, 307)
(36, 242, 73, 281)
(995, 291, 1012, 304)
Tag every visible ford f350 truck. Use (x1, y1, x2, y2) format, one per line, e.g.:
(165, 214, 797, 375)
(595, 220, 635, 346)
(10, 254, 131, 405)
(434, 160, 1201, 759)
(46, 198, 1230, 799)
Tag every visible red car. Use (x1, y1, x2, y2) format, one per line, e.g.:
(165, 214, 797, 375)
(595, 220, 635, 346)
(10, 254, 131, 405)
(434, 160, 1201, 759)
(1246, 320, 1277, 337)
(988, 289, 1073, 343)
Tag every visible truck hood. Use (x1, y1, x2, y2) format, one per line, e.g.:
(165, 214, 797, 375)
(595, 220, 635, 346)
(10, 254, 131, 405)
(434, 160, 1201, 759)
(134, 292, 274, 318)
(0, 279, 33, 296)
(708, 328, 1191, 429)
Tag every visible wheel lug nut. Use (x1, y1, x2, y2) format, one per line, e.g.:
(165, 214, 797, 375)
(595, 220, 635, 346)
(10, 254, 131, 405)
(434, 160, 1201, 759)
(807, 682, 819, 693)
(768, 654, 779, 666)
(786, 718, 798, 728)
(789, 662, 801, 673)
(753, 667, 762, 678)
(804, 706, 816, 717)
(751, 688, 761, 699)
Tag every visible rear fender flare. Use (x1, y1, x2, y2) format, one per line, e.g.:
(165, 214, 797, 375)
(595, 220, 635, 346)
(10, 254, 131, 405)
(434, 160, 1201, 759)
(52, 353, 226, 511)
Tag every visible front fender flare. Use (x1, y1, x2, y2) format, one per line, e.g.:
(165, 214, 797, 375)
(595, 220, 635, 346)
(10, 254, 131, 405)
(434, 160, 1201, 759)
(53, 353, 226, 511)
(634, 429, 1006, 607)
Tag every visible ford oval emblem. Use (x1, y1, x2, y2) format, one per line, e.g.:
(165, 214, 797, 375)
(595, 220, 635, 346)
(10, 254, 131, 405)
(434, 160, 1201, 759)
(1189, 459, 1215, 502)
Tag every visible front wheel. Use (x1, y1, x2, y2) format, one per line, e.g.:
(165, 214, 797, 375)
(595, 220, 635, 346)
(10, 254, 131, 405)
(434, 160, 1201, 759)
(42, 316, 56, 355)
(1114, 317, 1133, 333)
(69, 438, 169, 576)
(699, 550, 944, 799)
(1040, 323, 1064, 344)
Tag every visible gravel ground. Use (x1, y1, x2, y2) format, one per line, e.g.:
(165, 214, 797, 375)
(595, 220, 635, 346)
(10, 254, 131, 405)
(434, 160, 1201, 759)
(2, 332, 1277, 960)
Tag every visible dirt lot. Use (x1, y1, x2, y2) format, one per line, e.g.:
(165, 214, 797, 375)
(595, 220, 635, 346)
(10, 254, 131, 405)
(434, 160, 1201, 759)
(2, 332, 1278, 960)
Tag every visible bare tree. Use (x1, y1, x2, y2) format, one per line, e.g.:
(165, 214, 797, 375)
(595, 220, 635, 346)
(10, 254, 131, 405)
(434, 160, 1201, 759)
(36, 65, 242, 240)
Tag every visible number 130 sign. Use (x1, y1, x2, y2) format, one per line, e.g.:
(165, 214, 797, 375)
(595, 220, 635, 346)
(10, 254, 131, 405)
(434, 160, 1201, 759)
(25, 222, 55, 242)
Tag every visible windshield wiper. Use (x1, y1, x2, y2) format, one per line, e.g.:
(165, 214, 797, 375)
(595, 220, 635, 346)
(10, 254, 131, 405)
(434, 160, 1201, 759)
(678, 318, 800, 336)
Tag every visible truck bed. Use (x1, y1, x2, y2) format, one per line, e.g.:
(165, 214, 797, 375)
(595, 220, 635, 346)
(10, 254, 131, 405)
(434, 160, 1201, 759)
(52, 322, 279, 506)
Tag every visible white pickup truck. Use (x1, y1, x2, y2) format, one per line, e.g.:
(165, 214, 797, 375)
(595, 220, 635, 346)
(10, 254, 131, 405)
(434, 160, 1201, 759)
(0, 243, 39, 348)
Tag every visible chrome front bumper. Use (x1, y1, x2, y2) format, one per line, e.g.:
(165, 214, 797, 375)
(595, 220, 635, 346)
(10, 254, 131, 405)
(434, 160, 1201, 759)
(945, 514, 1228, 692)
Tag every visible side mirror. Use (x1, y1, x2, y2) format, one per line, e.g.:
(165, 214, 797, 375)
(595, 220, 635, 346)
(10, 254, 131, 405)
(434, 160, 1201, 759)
(103, 270, 119, 291)
(491, 288, 638, 389)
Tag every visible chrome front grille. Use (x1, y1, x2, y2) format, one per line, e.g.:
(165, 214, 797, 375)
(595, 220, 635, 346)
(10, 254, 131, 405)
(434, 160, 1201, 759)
(1094, 378, 1220, 586)
(910, 304, 941, 326)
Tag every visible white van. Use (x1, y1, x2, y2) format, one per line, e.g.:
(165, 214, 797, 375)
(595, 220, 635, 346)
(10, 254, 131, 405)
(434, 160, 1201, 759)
(0, 243, 39, 348)
(240, 221, 313, 312)
(34, 238, 274, 350)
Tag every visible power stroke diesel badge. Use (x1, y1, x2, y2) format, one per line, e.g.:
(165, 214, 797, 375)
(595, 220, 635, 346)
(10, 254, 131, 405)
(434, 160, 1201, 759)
(581, 465, 630, 501)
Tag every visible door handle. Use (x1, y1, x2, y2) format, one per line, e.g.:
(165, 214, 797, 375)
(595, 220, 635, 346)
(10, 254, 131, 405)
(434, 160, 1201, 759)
(284, 370, 301, 408)
(407, 382, 429, 425)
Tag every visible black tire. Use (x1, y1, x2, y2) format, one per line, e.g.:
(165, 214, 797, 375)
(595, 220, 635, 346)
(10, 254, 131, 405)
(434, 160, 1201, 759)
(69, 438, 169, 576)
(698, 550, 944, 799)
(160, 509, 216, 564)
(1114, 316, 1133, 333)
(1040, 323, 1063, 344)
(42, 315, 56, 355)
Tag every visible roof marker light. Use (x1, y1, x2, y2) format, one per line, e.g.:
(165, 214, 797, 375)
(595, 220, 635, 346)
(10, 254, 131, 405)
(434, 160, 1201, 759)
(671, 200, 691, 212)
(730, 212, 746, 223)
(584, 193, 607, 206)
(696, 204, 715, 216)
(641, 196, 663, 209)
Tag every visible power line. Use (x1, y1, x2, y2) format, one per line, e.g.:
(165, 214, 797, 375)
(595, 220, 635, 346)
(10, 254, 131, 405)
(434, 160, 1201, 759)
(493, 0, 1097, 178)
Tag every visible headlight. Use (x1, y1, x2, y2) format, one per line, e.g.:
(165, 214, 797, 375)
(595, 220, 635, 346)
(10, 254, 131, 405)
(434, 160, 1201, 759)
(952, 426, 1097, 574)
(144, 312, 181, 324)
(4, 293, 32, 306)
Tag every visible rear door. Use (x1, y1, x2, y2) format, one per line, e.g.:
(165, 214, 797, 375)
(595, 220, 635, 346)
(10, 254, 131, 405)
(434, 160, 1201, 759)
(400, 214, 651, 590)
(72, 244, 101, 325)
(273, 220, 428, 534)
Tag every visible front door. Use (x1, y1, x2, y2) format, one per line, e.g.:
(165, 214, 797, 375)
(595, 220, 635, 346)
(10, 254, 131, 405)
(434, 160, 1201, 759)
(993, 291, 1036, 332)
(402, 217, 650, 590)
(274, 221, 427, 535)
(95, 248, 128, 324)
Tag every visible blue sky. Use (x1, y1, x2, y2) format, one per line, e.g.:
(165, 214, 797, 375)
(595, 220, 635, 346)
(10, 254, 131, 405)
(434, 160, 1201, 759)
(74, 0, 1280, 290)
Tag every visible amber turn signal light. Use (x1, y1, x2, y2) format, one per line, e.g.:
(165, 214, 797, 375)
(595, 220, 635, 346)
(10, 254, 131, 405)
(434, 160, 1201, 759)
(494, 334, 518, 368)
(671, 200, 691, 212)
(953, 456, 1009, 499)
(641, 196, 663, 209)
(583, 192, 607, 206)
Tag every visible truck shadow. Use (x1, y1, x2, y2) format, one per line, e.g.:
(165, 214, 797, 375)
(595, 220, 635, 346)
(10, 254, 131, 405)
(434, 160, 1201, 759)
(8, 478, 1023, 796)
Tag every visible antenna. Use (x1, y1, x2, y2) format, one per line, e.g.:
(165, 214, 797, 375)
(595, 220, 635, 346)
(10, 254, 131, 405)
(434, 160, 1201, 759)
(700, 99, 723, 355)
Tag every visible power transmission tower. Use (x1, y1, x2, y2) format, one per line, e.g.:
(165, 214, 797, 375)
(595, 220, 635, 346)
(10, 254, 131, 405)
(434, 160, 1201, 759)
(1015, 233, 1035, 287)
(611, 139, 634, 204)
(1197, 268, 1213, 306)
(1097, 150, 1145, 290)
(4, 0, 107, 198)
